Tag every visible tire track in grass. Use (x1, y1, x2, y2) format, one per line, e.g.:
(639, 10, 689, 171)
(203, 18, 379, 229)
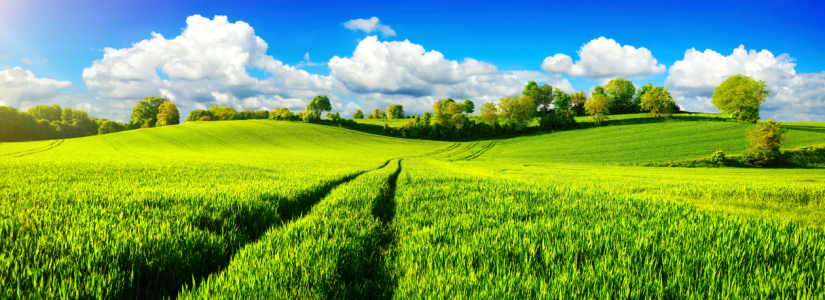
(0, 140, 60, 156)
(170, 159, 393, 299)
(178, 160, 403, 299)
(11, 140, 64, 157)
(452, 141, 498, 161)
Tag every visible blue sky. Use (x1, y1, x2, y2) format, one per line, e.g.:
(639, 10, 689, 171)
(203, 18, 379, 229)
(1, 0, 823, 121)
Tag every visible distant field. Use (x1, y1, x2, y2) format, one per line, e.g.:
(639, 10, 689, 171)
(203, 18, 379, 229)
(2, 118, 823, 298)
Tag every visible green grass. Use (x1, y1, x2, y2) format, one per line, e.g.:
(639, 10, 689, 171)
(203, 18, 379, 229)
(2, 117, 824, 298)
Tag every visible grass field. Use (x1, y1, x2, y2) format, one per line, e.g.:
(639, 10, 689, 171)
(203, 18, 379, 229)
(1, 117, 823, 298)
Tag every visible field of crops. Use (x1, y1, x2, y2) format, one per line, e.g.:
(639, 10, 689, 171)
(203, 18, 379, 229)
(1, 118, 823, 298)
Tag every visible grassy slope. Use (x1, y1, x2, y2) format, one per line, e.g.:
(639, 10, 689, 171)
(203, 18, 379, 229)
(484, 121, 825, 164)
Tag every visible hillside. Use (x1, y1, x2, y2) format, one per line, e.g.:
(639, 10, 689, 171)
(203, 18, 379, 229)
(1, 119, 824, 298)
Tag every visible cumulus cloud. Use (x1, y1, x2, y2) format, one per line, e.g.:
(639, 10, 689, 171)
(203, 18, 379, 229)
(343, 17, 396, 36)
(0, 67, 72, 109)
(666, 45, 825, 121)
(82, 15, 341, 121)
(327, 36, 530, 114)
(541, 37, 666, 79)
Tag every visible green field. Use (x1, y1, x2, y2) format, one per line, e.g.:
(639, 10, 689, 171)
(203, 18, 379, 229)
(2, 118, 824, 298)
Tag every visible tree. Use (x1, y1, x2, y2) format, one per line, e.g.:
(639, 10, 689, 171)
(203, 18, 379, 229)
(553, 88, 571, 111)
(523, 81, 554, 113)
(156, 102, 180, 126)
(208, 105, 238, 121)
(712, 74, 769, 123)
(461, 99, 475, 114)
(593, 86, 606, 96)
(187, 110, 212, 122)
(131, 96, 170, 127)
(306, 95, 332, 117)
(27, 104, 62, 122)
(498, 95, 536, 131)
(585, 93, 609, 125)
(386, 104, 405, 119)
(367, 108, 386, 119)
(746, 118, 786, 165)
(570, 90, 587, 116)
(480, 102, 498, 126)
(635, 83, 654, 110)
(432, 98, 464, 129)
(640, 86, 676, 118)
(353, 109, 364, 119)
(604, 78, 636, 114)
(98, 120, 125, 134)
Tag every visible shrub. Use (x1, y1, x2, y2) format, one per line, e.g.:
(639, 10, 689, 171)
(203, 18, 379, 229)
(710, 150, 726, 167)
(746, 118, 787, 166)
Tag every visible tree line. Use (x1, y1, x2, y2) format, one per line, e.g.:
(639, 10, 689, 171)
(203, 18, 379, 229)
(3, 73, 768, 143)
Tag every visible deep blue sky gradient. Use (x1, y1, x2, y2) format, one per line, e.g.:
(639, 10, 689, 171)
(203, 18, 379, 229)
(2, 0, 823, 91)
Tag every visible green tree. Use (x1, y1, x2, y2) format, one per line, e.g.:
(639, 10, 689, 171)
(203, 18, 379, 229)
(553, 88, 571, 111)
(131, 96, 170, 127)
(498, 95, 536, 131)
(306, 95, 332, 117)
(746, 118, 786, 165)
(712, 74, 769, 123)
(353, 109, 364, 119)
(208, 105, 238, 121)
(187, 110, 212, 122)
(27, 104, 62, 122)
(156, 102, 180, 126)
(523, 81, 554, 113)
(585, 93, 610, 125)
(98, 120, 125, 134)
(386, 104, 405, 119)
(461, 99, 475, 114)
(593, 86, 606, 96)
(635, 83, 654, 110)
(367, 108, 386, 119)
(640, 86, 676, 118)
(480, 102, 498, 126)
(570, 90, 588, 116)
(604, 78, 636, 114)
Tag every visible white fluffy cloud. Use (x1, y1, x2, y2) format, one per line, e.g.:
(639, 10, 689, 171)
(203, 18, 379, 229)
(343, 17, 396, 36)
(0, 67, 72, 109)
(666, 45, 825, 121)
(541, 37, 666, 79)
(82, 15, 340, 121)
(329, 36, 521, 98)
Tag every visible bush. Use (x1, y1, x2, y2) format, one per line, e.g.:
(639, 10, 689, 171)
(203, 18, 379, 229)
(539, 110, 577, 130)
(746, 118, 787, 166)
(709, 150, 726, 167)
(302, 112, 320, 123)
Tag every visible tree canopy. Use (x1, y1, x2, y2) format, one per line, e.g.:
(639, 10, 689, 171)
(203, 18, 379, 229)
(130, 96, 170, 128)
(367, 108, 386, 119)
(570, 90, 588, 116)
(498, 95, 536, 131)
(603, 78, 636, 114)
(27, 104, 62, 122)
(306, 95, 332, 117)
(387, 104, 405, 119)
(461, 99, 475, 114)
(353, 109, 364, 119)
(156, 102, 180, 126)
(480, 102, 498, 126)
(712, 74, 769, 123)
(640, 86, 676, 118)
(553, 88, 571, 111)
(523, 81, 554, 113)
(585, 93, 609, 125)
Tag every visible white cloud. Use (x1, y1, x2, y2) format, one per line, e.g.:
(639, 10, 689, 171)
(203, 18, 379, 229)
(295, 52, 325, 68)
(82, 15, 341, 121)
(329, 36, 520, 98)
(0, 66, 72, 109)
(20, 58, 34, 65)
(343, 17, 396, 37)
(509, 70, 575, 93)
(666, 45, 825, 121)
(541, 37, 666, 79)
